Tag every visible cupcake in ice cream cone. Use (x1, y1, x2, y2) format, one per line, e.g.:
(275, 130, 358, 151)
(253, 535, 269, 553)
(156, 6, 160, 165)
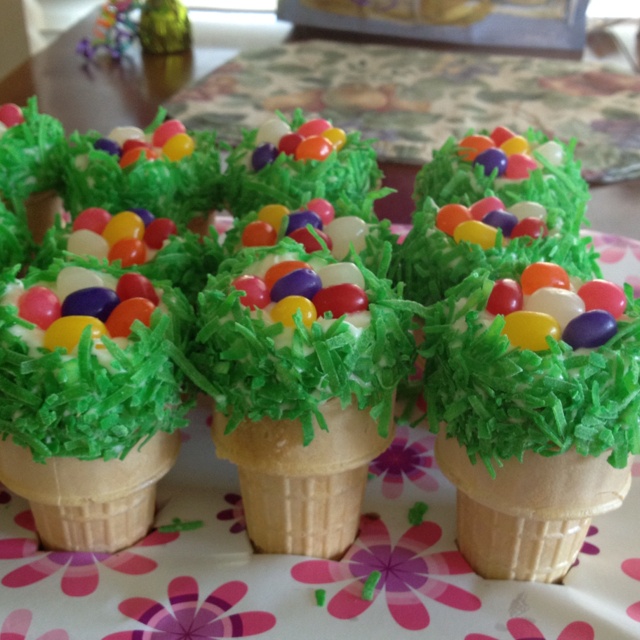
(420, 264, 640, 582)
(0, 258, 193, 552)
(185, 239, 417, 558)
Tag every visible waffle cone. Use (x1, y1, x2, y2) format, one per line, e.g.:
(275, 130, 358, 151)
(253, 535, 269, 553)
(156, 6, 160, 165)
(0, 431, 180, 552)
(24, 189, 63, 244)
(435, 431, 632, 582)
(212, 397, 395, 559)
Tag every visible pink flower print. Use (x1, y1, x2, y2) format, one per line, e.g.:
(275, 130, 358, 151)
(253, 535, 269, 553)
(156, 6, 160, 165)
(589, 232, 640, 265)
(467, 617, 594, 639)
(291, 514, 481, 631)
(369, 425, 438, 499)
(104, 576, 277, 639)
(622, 558, 640, 622)
(217, 493, 246, 534)
(0, 509, 179, 597)
(1, 609, 69, 640)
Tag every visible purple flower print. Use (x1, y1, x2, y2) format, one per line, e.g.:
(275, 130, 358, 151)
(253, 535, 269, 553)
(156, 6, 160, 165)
(369, 425, 438, 499)
(466, 617, 594, 639)
(622, 558, 640, 622)
(291, 514, 480, 631)
(0, 509, 179, 597)
(217, 494, 246, 534)
(0, 609, 68, 640)
(103, 576, 276, 639)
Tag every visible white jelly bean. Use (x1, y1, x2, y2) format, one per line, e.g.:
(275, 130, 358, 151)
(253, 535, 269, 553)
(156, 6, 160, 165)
(107, 126, 145, 146)
(524, 286, 585, 330)
(56, 266, 104, 300)
(255, 117, 291, 147)
(534, 141, 565, 167)
(317, 262, 365, 290)
(67, 229, 110, 261)
(326, 216, 368, 260)
(509, 201, 547, 221)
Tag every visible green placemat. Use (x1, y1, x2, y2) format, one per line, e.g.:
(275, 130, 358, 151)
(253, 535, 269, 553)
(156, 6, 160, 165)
(165, 39, 640, 184)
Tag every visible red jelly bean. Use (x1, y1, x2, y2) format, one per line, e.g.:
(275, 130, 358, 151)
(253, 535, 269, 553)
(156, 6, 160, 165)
(232, 275, 269, 309)
(578, 279, 627, 319)
(306, 198, 335, 225)
(18, 286, 61, 330)
(152, 119, 187, 148)
(504, 153, 537, 179)
(0, 103, 24, 127)
(119, 146, 161, 169)
(511, 217, 548, 240)
(313, 284, 368, 318)
(486, 279, 523, 316)
(278, 133, 304, 156)
(489, 125, 516, 147)
(469, 196, 504, 221)
(521, 262, 570, 296)
(145, 218, 178, 250)
(106, 297, 156, 338)
(121, 138, 149, 154)
(108, 238, 147, 267)
(241, 220, 277, 247)
(72, 207, 112, 234)
(116, 273, 159, 305)
(435, 203, 472, 236)
(297, 118, 332, 138)
(288, 227, 333, 253)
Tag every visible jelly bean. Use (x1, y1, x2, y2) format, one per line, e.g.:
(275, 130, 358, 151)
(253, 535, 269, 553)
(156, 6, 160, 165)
(108, 238, 147, 267)
(453, 220, 499, 250)
(469, 196, 504, 221)
(121, 138, 149, 154)
(473, 148, 508, 177)
(108, 126, 145, 146)
(94, 137, 121, 156)
(257, 204, 290, 233)
(297, 118, 332, 137)
(489, 125, 515, 147)
(163, 132, 195, 162)
(130, 207, 155, 227)
(145, 217, 178, 249)
(521, 262, 570, 295)
(524, 287, 585, 329)
(323, 127, 347, 150)
(232, 275, 270, 310)
(152, 119, 187, 148)
(435, 203, 472, 236)
(313, 284, 368, 318)
(499, 135, 529, 157)
(252, 143, 279, 171)
(68, 229, 110, 261)
(317, 262, 365, 290)
(534, 141, 564, 167)
(116, 273, 159, 306)
(578, 279, 627, 319)
(509, 201, 547, 221)
(288, 227, 333, 253)
(270, 295, 317, 328)
(57, 267, 104, 300)
(119, 146, 161, 169)
(457, 134, 494, 162)
(504, 153, 537, 180)
(18, 286, 61, 330)
(102, 211, 145, 247)
(61, 287, 121, 322)
(511, 217, 548, 240)
(325, 216, 368, 260)
(241, 220, 277, 247)
(502, 310, 561, 351)
(106, 297, 156, 338)
(264, 260, 311, 290)
(482, 209, 518, 238)
(278, 133, 304, 156)
(562, 310, 618, 349)
(270, 268, 322, 303)
(284, 209, 323, 235)
(306, 198, 335, 225)
(0, 103, 24, 127)
(295, 136, 333, 162)
(72, 207, 112, 234)
(256, 117, 291, 147)
(44, 315, 108, 353)
(486, 279, 522, 316)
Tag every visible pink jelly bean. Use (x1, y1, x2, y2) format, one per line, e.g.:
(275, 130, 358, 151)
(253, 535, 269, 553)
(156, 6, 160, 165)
(504, 153, 538, 179)
(18, 286, 61, 330)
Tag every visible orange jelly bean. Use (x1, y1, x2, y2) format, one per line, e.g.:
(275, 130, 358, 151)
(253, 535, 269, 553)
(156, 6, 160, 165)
(457, 134, 495, 162)
(264, 260, 311, 290)
(520, 262, 570, 296)
(435, 203, 472, 236)
(294, 136, 333, 162)
(106, 297, 156, 338)
(502, 310, 561, 351)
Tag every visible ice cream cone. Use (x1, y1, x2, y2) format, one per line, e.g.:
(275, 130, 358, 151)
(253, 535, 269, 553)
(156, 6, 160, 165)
(0, 431, 181, 552)
(435, 430, 632, 582)
(212, 397, 395, 559)
(24, 189, 64, 244)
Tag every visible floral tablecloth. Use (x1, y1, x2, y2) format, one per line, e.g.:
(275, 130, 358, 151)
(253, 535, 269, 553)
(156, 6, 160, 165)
(1, 230, 640, 640)
(165, 39, 640, 185)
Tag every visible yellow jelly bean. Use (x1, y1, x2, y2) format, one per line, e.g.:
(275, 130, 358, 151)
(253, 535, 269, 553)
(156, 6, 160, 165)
(270, 295, 317, 328)
(499, 135, 530, 157)
(43, 315, 108, 353)
(162, 132, 196, 161)
(501, 310, 560, 351)
(257, 204, 290, 233)
(453, 220, 500, 250)
(323, 127, 347, 150)
(102, 211, 145, 247)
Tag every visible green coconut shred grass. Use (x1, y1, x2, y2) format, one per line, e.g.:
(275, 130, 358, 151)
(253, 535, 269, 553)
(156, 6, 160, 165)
(0, 201, 34, 273)
(419, 270, 640, 475)
(412, 130, 589, 235)
(223, 109, 383, 218)
(188, 239, 418, 444)
(390, 199, 601, 307)
(0, 259, 196, 462)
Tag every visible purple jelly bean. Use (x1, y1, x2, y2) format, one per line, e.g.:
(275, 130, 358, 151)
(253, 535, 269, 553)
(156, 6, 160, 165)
(482, 209, 519, 237)
(270, 268, 322, 303)
(94, 137, 122, 157)
(130, 207, 155, 227)
(285, 210, 323, 235)
(473, 148, 508, 177)
(61, 287, 121, 322)
(251, 143, 279, 171)
(562, 310, 618, 349)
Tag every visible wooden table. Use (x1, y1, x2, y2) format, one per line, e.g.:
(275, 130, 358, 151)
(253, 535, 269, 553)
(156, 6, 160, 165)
(0, 7, 638, 236)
